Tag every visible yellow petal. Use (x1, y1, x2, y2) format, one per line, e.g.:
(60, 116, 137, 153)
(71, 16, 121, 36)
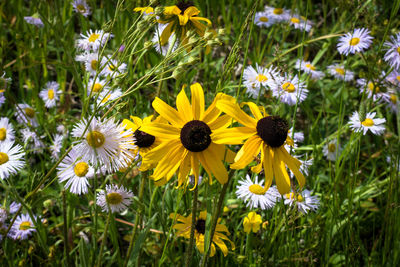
(191, 16, 212, 25)
(190, 153, 200, 188)
(216, 100, 256, 128)
(143, 139, 180, 163)
(230, 136, 262, 169)
(164, 6, 181, 15)
(152, 144, 186, 182)
(178, 14, 189, 25)
(279, 147, 305, 188)
(243, 102, 265, 121)
(152, 97, 185, 126)
(190, 18, 207, 36)
(263, 146, 274, 190)
(184, 6, 201, 17)
(273, 149, 291, 194)
(207, 114, 232, 131)
(190, 83, 205, 120)
(139, 122, 180, 139)
(212, 127, 256, 145)
(199, 147, 228, 184)
(160, 22, 175, 46)
(122, 119, 139, 132)
(202, 93, 235, 124)
(176, 88, 193, 122)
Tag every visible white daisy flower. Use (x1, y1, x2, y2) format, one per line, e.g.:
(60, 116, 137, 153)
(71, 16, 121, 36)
(254, 11, 276, 27)
(323, 139, 341, 161)
(72, 117, 136, 171)
(153, 24, 178, 56)
(383, 90, 398, 112)
(264, 6, 290, 22)
(243, 64, 280, 98)
(236, 175, 281, 210)
(9, 213, 36, 240)
(96, 88, 123, 108)
(77, 29, 113, 52)
(0, 117, 15, 143)
(0, 141, 25, 180)
(9, 202, 21, 214)
(72, 0, 91, 17)
(337, 28, 373, 55)
(295, 59, 325, 79)
(101, 59, 127, 78)
(83, 52, 104, 76)
(356, 78, 386, 102)
(15, 104, 38, 127)
(383, 33, 400, 70)
(96, 184, 133, 213)
(0, 72, 12, 92)
(50, 134, 64, 159)
(284, 189, 319, 214)
(57, 148, 94, 195)
(87, 78, 110, 96)
(39, 81, 61, 108)
(288, 15, 313, 32)
(24, 16, 44, 28)
(348, 111, 386, 135)
(271, 74, 308, 106)
(327, 64, 354, 81)
(21, 128, 45, 153)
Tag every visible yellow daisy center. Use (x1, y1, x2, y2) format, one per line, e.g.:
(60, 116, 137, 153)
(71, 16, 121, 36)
(349, 37, 360, 46)
(285, 192, 295, 199)
(24, 108, 35, 118)
(305, 63, 316, 70)
(297, 195, 304, 202)
(47, 89, 54, 100)
(91, 59, 98, 70)
(108, 64, 116, 71)
(328, 143, 336, 152)
(397, 47, 400, 55)
(259, 16, 269, 22)
(92, 83, 103, 92)
(88, 33, 100, 43)
(256, 74, 268, 82)
(367, 82, 380, 93)
(107, 192, 123, 205)
(397, 75, 400, 82)
(282, 82, 296, 92)
(290, 17, 300, 24)
(390, 94, 397, 104)
(0, 128, 6, 141)
(19, 221, 31, 231)
(361, 118, 374, 127)
(74, 162, 89, 177)
(335, 68, 345, 75)
(86, 130, 105, 148)
(249, 184, 266, 195)
(0, 152, 9, 165)
(273, 8, 283, 14)
(76, 4, 86, 13)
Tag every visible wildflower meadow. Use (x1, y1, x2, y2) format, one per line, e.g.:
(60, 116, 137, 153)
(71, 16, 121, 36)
(1, 0, 400, 266)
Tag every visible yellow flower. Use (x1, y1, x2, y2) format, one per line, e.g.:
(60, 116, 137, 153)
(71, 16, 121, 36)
(170, 211, 235, 257)
(157, 3, 212, 47)
(140, 83, 235, 187)
(133, 6, 154, 15)
(243, 211, 262, 233)
(214, 101, 305, 195)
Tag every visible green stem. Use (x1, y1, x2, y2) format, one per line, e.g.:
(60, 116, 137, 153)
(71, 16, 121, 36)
(185, 186, 199, 267)
(96, 211, 112, 267)
(62, 190, 71, 266)
(245, 233, 252, 263)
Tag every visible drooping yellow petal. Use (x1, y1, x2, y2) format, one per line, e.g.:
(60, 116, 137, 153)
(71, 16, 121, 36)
(212, 127, 256, 145)
(191, 16, 212, 26)
(152, 144, 187, 182)
(230, 135, 262, 169)
(207, 114, 232, 131)
(184, 6, 201, 17)
(199, 146, 228, 184)
(190, 18, 207, 36)
(178, 14, 189, 25)
(122, 119, 139, 132)
(178, 153, 191, 187)
(202, 93, 235, 124)
(190, 153, 200, 188)
(278, 147, 305, 188)
(243, 102, 265, 121)
(139, 122, 180, 140)
(263, 146, 274, 191)
(216, 100, 257, 128)
(164, 6, 181, 16)
(210, 143, 235, 163)
(190, 83, 205, 120)
(213, 237, 229, 256)
(160, 22, 175, 46)
(176, 88, 193, 122)
(142, 139, 180, 164)
(251, 147, 263, 173)
(152, 97, 185, 126)
(273, 148, 291, 194)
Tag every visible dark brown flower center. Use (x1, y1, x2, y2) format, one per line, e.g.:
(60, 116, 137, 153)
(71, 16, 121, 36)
(256, 116, 289, 148)
(195, 219, 206, 234)
(176, 1, 194, 14)
(180, 120, 211, 152)
(134, 129, 155, 148)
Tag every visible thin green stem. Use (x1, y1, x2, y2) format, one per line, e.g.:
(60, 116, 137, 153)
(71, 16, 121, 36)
(96, 211, 112, 267)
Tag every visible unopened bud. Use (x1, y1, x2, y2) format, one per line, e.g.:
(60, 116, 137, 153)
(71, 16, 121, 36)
(172, 67, 184, 80)
(218, 28, 225, 36)
(144, 41, 153, 49)
(204, 31, 213, 40)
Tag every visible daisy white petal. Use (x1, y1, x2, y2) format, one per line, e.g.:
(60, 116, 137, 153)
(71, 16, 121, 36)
(0, 141, 25, 180)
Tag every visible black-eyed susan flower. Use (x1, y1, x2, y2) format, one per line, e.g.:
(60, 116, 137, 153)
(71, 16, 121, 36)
(284, 189, 319, 214)
(170, 211, 235, 257)
(337, 28, 373, 55)
(243, 211, 262, 233)
(348, 111, 386, 135)
(214, 101, 305, 194)
(140, 83, 235, 187)
(156, 2, 212, 47)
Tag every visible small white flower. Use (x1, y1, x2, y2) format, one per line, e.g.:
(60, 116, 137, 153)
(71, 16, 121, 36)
(72, 0, 91, 17)
(323, 139, 342, 161)
(0, 141, 25, 180)
(21, 128, 45, 153)
(386, 70, 400, 87)
(57, 148, 94, 195)
(87, 78, 110, 96)
(295, 59, 324, 80)
(9, 213, 36, 240)
(284, 189, 319, 214)
(337, 28, 373, 55)
(243, 64, 280, 98)
(15, 104, 38, 127)
(50, 134, 64, 159)
(271, 74, 308, 106)
(96, 184, 133, 213)
(264, 6, 290, 22)
(9, 202, 21, 214)
(77, 29, 113, 52)
(24, 16, 44, 28)
(348, 111, 386, 135)
(236, 175, 281, 210)
(383, 33, 400, 70)
(288, 15, 312, 32)
(83, 53, 104, 76)
(327, 64, 354, 81)
(0, 117, 15, 143)
(96, 88, 123, 108)
(101, 58, 127, 78)
(153, 24, 178, 56)
(254, 11, 277, 27)
(356, 78, 386, 102)
(39, 81, 61, 108)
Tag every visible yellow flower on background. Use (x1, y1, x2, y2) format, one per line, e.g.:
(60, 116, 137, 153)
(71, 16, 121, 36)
(214, 101, 305, 195)
(140, 83, 235, 187)
(170, 211, 235, 257)
(243, 211, 262, 233)
(133, 6, 154, 15)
